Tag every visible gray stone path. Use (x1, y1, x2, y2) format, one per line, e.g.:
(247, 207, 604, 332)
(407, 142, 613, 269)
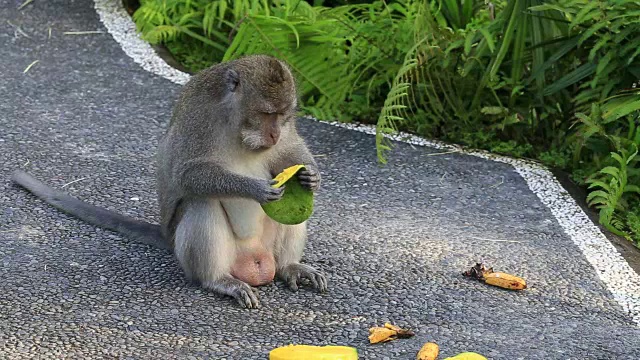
(1, 1, 640, 359)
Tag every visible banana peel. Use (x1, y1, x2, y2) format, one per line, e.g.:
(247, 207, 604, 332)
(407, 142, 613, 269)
(368, 327, 397, 344)
(416, 342, 439, 360)
(483, 271, 527, 290)
(368, 323, 415, 344)
(463, 262, 527, 290)
(272, 164, 306, 188)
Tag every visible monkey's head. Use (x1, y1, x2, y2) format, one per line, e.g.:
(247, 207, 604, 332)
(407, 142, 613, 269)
(225, 55, 298, 151)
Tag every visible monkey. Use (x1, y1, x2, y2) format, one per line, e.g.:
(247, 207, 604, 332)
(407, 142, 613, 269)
(11, 54, 327, 309)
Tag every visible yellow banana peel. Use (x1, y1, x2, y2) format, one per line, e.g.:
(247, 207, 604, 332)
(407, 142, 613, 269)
(463, 262, 527, 291)
(368, 323, 415, 344)
(483, 271, 527, 290)
(416, 342, 439, 360)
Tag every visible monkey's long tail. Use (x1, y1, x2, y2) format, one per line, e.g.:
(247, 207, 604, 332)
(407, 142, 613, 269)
(11, 170, 170, 251)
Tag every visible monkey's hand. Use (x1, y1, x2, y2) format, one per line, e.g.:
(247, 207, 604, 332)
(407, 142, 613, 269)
(253, 179, 285, 204)
(277, 263, 328, 293)
(298, 166, 321, 192)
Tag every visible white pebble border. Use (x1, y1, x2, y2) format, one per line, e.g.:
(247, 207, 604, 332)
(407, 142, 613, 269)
(93, 0, 191, 86)
(94, 0, 640, 326)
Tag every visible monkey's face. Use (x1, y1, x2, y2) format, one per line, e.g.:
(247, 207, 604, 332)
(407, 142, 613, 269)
(241, 107, 293, 151)
(226, 55, 298, 151)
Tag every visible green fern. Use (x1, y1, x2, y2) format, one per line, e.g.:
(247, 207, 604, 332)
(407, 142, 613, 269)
(142, 24, 182, 43)
(375, 46, 420, 163)
(587, 145, 640, 238)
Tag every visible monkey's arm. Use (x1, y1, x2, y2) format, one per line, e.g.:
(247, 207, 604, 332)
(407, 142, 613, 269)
(178, 159, 284, 203)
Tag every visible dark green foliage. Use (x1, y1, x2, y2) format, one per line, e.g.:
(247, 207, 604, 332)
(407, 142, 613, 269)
(131, 0, 640, 245)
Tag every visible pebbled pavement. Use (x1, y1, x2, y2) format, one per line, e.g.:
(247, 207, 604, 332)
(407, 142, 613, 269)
(1, 1, 640, 359)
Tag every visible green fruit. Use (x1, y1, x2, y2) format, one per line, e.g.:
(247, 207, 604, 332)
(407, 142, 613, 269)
(443, 352, 488, 360)
(261, 165, 314, 225)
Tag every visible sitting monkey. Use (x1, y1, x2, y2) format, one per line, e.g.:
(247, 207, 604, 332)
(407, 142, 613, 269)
(12, 54, 327, 308)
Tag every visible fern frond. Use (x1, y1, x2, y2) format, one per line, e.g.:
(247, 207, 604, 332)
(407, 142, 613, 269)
(375, 42, 423, 163)
(143, 25, 181, 44)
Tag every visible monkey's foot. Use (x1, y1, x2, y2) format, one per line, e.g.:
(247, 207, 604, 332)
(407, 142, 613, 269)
(277, 263, 328, 293)
(203, 276, 260, 309)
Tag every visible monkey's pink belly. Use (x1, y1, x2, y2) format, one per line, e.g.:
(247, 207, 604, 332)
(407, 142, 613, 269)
(230, 251, 276, 287)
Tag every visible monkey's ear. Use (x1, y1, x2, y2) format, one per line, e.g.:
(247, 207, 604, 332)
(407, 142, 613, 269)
(268, 58, 287, 84)
(225, 69, 240, 92)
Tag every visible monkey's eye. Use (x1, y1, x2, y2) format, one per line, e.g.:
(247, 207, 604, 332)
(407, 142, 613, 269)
(262, 112, 278, 122)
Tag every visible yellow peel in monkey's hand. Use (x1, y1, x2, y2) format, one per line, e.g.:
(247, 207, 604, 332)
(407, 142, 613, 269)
(271, 164, 306, 188)
(269, 344, 358, 360)
(443, 352, 488, 360)
(261, 164, 314, 225)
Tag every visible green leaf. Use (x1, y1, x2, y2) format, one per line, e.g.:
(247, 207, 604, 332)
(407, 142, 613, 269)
(587, 190, 610, 204)
(610, 152, 626, 167)
(489, 0, 523, 79)
(587, 198, 608, 206)
(530, 9, 545, 92)
(510, 5, 528, 83)
(478, 28, 495, 53)
(587, 180, 612, 192)
(625, 185, 640, 194)
(172, 23, 227, 52)
(464, 31, 475, 55)
(579, 21, 609, 46)
(628, 145, 639, 164)
(602, 98, 640, 122)
(570, 2, 599, 28)
(481, 106, 508, 115)
(529, 4, 569, 13)
(588, 34, 612, 62)
(542, 63, 597, 96)
(599, 166, 620, 177)
(527, 35, 580, 86)
(627, 42, 640, 64)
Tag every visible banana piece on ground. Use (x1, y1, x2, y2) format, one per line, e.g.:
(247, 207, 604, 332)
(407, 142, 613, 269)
(462, 262, 527, 290)
(483, 271, 527, 290)
(416, 342, 439, 360)
(368, 323, 415, 344)
(368, 327, 397, 344)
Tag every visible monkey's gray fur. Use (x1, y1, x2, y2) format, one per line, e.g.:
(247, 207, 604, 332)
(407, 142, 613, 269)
(11, 54, 327, 309)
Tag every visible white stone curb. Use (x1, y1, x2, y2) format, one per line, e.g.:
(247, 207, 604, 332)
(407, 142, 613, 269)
(93, 0, 640, 326)
(93, 0, 190, 86)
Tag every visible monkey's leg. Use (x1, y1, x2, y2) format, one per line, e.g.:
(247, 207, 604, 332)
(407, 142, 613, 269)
(174, 199, 261, 308)
(275, 223, 328, 293)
